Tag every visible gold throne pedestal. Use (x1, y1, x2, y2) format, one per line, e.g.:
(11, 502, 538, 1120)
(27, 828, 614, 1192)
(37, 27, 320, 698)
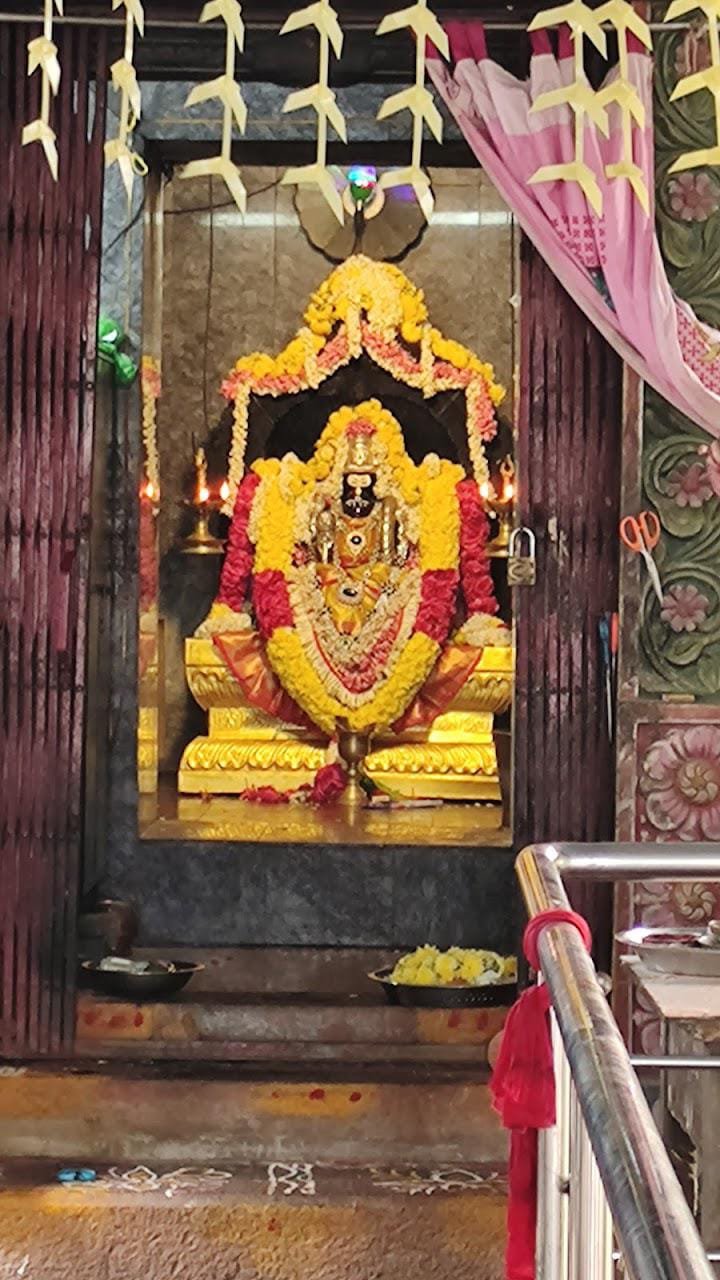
(179, 638, 513, 801)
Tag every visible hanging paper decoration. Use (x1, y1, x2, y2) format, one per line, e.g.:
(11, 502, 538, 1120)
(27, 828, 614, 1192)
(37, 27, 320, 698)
(280, 1, 347, 224)
(595, 0, 652, 214)
(666, 0, 720, 172)
(527, 0, 652, 215)
(375, 1, 449, 222)
(180, 0, 248, 212)
(527, 1, 610, 215)
(22, 0, 63, 179)
(105, 0, 147, 202)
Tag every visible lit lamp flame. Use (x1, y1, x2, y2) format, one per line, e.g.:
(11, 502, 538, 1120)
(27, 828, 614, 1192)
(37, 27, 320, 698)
(219, 479, 230, 503)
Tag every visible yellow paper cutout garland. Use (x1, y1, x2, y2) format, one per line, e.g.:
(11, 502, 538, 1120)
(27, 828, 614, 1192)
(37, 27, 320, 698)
(280, 1, 347, 223)
(595, 0, 652, 213)
(181, 0, 248, 213)
(376, 0, 449, 221)
(105, 0, 147, 202)
(528, 0, 652, 215)
(667, 0, 720, 172)
(23, 0, 63, 179)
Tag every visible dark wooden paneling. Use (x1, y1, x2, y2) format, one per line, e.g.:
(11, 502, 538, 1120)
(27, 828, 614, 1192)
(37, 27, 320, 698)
(514, 240, 622, 968)
(0, 25, 106, 1056)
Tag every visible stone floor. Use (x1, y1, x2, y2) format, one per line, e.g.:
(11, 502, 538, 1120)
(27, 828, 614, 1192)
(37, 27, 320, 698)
(0, 1159, 507, 1280)
(138, 789, 511, 845)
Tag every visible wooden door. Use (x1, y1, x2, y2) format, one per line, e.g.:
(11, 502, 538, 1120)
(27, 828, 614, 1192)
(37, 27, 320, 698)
(0, 25, 107, 1055)
(514, 241, 623, 964)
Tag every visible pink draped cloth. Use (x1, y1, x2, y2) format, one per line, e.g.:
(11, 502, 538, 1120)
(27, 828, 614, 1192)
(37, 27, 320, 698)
(428, 23, 720, 438)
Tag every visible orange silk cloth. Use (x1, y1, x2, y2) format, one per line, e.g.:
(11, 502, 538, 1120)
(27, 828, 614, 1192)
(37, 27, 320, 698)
(392, 642, 481, 732)
(213, 631, 481, 735)
(213, 632, 315, 730)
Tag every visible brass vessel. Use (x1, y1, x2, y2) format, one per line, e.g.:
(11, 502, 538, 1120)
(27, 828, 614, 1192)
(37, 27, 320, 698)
(336, 721, 373, 809)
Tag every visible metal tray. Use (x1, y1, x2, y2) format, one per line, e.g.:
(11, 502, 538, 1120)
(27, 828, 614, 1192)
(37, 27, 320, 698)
(370, 967, 517, 1008)
(81, 960, 203, 999)
(616, 927, 720, 978)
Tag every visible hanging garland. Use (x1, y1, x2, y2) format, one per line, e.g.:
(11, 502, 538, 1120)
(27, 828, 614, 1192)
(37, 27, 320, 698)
(217, 256, 504, 510)
(215, 399, 502, 736)
(181, 0, 248, 213)
(105, 0, 147, 202)
(375, 0, 449, 221)
(22, 0, 63, 178)
(279, 0, 347, 222)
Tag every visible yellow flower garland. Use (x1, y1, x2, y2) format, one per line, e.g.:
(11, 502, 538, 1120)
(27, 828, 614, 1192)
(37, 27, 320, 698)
(266, 629, 440, 735)
(250, 400, 463, 733)
(218, 257, 505, 511)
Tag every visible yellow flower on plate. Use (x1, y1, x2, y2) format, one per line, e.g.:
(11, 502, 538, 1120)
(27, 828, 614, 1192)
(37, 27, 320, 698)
(435, 953, 461, 983)
(389, 946, 514, 987)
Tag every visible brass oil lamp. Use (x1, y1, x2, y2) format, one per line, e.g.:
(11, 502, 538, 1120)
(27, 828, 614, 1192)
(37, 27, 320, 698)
(481, 456, 515, 558)
(180, 445, 228, 556)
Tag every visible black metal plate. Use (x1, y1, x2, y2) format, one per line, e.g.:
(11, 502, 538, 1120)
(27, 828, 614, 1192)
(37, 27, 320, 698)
(80, 960, 203, 1000)
(369, 968, 517, 1009)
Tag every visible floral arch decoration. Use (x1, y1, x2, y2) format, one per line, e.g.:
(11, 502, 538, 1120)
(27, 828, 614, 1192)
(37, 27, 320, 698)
(219, 254, 505, 512)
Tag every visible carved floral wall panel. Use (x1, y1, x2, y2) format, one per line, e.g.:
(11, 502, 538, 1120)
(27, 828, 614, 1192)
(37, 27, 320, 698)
(636, 721, 720, 843)
(640, 388, 720, 697)
(638, 31, 720, 701)
(617, 33, 720, 1046)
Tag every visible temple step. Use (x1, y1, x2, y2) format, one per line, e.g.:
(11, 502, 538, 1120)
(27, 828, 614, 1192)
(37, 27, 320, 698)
(73, 946, 508, 1065)
(0, 1062, 505, 1167)
(1, 948, 508, 1166)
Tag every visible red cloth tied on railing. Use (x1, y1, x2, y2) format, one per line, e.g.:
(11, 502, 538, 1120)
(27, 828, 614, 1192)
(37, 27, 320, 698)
(491, 909, 592, 1280)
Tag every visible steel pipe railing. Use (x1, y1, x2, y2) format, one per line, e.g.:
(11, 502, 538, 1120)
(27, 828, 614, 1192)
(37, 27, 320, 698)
(516, 843, 719, 1280)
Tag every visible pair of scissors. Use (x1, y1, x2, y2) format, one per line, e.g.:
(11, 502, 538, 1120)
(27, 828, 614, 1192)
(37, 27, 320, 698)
(619, 511, 663, 605)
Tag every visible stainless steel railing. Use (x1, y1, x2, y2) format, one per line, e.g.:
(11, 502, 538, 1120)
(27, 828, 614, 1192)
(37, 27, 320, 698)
(516, 842, 720, 1280)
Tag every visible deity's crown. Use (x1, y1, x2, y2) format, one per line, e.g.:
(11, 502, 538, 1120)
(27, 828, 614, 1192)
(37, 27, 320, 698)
(343, 419, 377, 473)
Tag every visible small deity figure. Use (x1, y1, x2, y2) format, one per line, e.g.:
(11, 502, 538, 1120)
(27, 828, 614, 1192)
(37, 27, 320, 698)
(309, 430, 408, 636)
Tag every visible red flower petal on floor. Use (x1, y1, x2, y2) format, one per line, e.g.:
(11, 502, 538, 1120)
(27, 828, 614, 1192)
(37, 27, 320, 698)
(307, 763, 347, 805)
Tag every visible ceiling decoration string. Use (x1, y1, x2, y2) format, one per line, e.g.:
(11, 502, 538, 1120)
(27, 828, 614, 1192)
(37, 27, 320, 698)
(181, 0, 248, 213)
(375, 0, 449, 221)
(279, 0, 347, 223)
(22, 0, 63, 178)
(105, 0, 148, 202)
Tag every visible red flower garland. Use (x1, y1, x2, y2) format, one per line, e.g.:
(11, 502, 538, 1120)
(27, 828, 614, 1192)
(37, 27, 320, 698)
(457, 479, 498, 616)
(218, 471, 261, 611)
(414, 569, 459, 643)
(252, 570, 294, 637)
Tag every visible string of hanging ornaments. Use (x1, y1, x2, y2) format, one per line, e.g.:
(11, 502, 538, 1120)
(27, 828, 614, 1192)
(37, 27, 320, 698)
(18, 0, 716, 214)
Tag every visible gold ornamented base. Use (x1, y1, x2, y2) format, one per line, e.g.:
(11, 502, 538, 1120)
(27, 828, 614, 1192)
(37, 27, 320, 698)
(179, 639, 513, 801)
(178, 739, 326, 794)
(137, 705, 159, 794)
(365, 738, 500, 802)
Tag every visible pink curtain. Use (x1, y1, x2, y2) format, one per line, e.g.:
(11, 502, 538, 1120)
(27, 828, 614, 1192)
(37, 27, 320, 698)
(428, 22, 720, 439)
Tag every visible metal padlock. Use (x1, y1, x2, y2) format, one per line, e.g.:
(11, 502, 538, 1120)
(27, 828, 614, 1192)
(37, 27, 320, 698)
(507, 527, 536, 587)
